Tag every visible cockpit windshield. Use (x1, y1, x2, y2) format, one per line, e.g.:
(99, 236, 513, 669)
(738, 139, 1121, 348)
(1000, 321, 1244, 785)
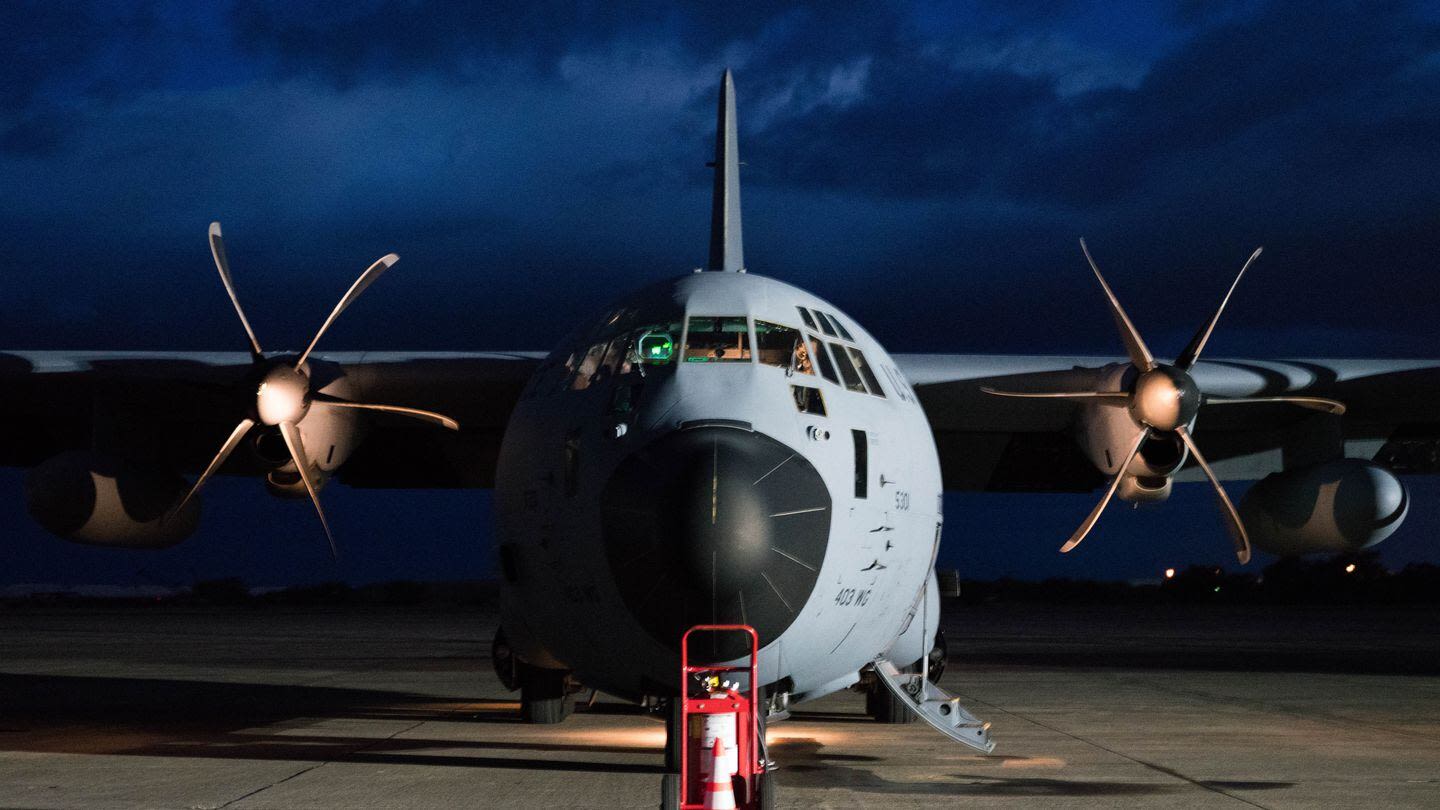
(683, 316, 752, 362)
(755, 321, 809, 372)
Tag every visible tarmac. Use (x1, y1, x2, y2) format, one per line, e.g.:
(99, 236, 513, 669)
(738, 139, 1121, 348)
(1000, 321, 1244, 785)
(1, 602, 1437, 809)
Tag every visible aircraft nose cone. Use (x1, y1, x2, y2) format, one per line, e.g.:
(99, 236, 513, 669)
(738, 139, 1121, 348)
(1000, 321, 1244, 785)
(674, 442, 774, 597)
(602, 425, 831, 658)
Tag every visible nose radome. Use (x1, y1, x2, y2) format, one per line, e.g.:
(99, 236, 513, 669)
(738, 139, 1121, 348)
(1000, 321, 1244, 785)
(675, 440, 773, 597)
(602, 426, 831, 659)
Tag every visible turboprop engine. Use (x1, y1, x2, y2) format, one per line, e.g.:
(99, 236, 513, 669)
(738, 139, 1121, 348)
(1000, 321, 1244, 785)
(25, 451, 200, 548)
(173, 222, 460, 556)
(984, 241, 1344, 563)
(1075, 365, 1188, 504)
(1239, 459, 1408, 556)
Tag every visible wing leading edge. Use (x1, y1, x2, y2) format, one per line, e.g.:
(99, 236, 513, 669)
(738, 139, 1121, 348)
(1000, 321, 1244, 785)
(0, 350, 545, 488)
(896, 354, 1440, 492)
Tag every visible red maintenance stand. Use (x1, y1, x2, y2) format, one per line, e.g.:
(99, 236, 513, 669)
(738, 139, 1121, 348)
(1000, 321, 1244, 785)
(664, 624, 773, 810)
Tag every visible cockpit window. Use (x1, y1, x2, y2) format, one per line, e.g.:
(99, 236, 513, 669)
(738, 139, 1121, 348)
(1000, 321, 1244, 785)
(569, 341, 608, 390)
(810, 335, 838, 383)
(829, 341, 867, 393)
(828, 314, 855, 341)
(845, 346, 885, 397)
(683, 316, 752, 362)
(792, 385, 825, 415)
(796, 307, 817, 330)
(813, 308, 838, 337)
(755, 321, 808, 372)
(633, 327, 678, 365)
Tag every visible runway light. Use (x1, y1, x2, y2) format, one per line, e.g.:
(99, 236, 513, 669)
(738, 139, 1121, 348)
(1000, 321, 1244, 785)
(1345, 563, 1357, 574)
(1164, 568, 1176, 579)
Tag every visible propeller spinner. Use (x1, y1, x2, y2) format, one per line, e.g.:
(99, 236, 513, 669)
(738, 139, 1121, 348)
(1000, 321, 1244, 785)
(174, 222, 460, 557)
(983, 240, 1345, 564)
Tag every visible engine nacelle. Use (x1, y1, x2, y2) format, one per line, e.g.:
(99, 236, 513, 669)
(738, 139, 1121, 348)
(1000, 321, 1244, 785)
(24, 452, 200, 548)
(1239, 459, 1408, 556)
(1075, 365, 1187, 502)
(1117, 473, 1172, 503)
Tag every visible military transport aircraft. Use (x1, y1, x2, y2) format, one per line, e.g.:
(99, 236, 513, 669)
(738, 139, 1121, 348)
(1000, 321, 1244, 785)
(2, 71, 1433, 767)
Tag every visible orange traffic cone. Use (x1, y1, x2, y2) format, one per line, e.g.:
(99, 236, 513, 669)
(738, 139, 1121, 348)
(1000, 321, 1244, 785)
(701, 738, 736, 810)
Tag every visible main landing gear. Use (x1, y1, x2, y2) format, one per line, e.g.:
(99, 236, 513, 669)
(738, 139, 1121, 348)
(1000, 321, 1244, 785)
(520, 663, 574, 723)
(493, 627, 575, 724)
(865, 629, 947, 724)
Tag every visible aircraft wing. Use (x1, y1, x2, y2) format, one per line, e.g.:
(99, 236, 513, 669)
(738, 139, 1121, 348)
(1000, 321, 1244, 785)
(6, 349, 1438, 495)
(0, 350, 545, 488)
(895, 354, 1440, 491)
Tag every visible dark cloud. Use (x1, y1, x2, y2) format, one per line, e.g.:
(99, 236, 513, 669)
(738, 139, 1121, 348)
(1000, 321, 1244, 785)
(1, 107, 72, 155)
(228, 0, 798, 87)
(745, 1, 1440, 209)
(0, 3, 105, 112)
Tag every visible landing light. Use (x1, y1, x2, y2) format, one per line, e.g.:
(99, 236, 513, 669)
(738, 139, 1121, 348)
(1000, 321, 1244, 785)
(1344, 563, 1357, 574)
(1164, 568, 1176, 579)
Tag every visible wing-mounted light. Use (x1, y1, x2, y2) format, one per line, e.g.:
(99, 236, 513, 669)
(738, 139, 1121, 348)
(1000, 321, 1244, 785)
(983, 240, 1345, 564)
(172, 222, 461, 557)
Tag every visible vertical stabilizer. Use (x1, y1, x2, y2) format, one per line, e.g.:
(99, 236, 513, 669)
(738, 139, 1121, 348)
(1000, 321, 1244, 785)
(706, 69, 745, 272)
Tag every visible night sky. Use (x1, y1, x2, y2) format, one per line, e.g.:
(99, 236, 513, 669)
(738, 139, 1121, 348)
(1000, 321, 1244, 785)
(2, 1, 1438, 588)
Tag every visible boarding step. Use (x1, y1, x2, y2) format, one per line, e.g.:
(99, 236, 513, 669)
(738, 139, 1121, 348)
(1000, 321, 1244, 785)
(872, 656, 995, 753)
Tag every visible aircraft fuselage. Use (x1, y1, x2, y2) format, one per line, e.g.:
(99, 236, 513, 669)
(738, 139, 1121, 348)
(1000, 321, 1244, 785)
(495, 270, 943, 703)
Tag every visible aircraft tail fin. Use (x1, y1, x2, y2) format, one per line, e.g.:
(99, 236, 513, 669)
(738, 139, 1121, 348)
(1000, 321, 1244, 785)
(706, 69, 745, 273)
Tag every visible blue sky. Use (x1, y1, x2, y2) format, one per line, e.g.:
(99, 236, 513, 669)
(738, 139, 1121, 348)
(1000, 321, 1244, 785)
(2, 1, 1438, 585)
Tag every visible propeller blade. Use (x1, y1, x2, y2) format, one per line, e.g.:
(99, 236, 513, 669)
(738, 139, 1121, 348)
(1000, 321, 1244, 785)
(1204, 395, 1346, 415)
(208, 222, 264, 360)
(295, 253, 400, 368)
(278, 421, 337, 558)
(1175, 425, 1251, 564)
(310, 393, 460, 430)
(1079, 238, 1155, 372)
(1177, 246, 1263, 370)
(982, 387, 1130, 403)
(1061, 428, 1149, 554)
(175, 417, 255, 517)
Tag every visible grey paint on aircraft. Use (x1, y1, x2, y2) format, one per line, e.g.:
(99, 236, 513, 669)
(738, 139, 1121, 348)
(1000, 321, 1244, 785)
(706, 69, 744, 274)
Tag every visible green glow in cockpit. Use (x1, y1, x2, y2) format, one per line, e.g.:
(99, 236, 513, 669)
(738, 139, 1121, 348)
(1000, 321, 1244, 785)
(637, 332, 675, 363)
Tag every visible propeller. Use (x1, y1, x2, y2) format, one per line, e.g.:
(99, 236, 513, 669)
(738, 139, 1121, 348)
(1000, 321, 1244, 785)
(983, 240, 1345, 564)
(175, 222, 460, 557)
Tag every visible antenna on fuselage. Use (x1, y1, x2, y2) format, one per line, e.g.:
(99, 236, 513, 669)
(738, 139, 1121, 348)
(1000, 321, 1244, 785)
(705, 69, 745, 273)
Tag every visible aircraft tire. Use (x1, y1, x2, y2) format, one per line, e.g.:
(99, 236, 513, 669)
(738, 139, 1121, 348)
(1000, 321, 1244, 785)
(927, 630, 948, 685)
(519, 664, 573, 724)
(866, 682, 918, 724)
(756, 772, 777, 810)
(491, 628, 520, 692)
(659, 773, 681, 810)
(663, 700, 682, 772)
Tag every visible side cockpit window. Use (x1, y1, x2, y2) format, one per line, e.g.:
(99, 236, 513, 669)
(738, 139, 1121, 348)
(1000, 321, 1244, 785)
(828, 314, 854, 341)
(633, 326, 679, 366)
(569, 342, 608, 390)
(810, 336, 838, 383)
(829, 341, 867, 393)
(756, 321, 808, 372)
(683, 316, 752, 362)
(792, 385, 825, 415)
(813, 309, 838, 337)
(797, 307, 817, 330)
(845, 346, 886, 398)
